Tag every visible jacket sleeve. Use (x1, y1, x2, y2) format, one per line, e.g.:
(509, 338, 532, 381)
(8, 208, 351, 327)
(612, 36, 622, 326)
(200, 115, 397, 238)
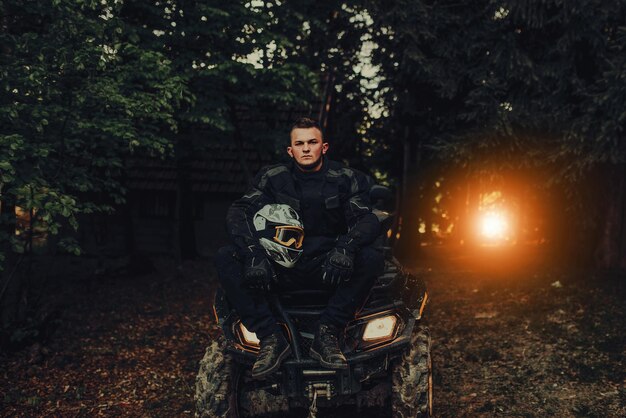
(226, 167, 275, 251)
(338, 169, 381, 249)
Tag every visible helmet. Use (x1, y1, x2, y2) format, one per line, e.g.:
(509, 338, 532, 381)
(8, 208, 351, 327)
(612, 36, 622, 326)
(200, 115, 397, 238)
(253, 204, 304, 268)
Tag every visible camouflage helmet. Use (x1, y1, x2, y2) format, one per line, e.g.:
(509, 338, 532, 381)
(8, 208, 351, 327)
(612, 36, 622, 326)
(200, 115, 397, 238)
(253, 204, 304, 268)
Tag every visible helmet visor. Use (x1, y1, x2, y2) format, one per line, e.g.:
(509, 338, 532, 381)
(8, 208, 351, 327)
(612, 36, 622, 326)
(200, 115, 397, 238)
(274, 225, 304, 249)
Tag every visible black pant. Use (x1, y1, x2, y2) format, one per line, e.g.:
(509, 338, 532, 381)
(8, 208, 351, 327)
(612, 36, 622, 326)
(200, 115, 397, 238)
(215, 244, 385, 339)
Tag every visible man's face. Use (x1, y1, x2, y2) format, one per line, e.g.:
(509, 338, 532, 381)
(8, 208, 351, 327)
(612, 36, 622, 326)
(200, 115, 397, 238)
(287, 127, 328, 172)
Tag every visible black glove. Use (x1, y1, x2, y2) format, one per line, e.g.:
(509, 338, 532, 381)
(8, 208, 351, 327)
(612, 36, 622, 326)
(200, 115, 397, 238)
(322, 245, 355, 286)
(243, 247, 275, 292)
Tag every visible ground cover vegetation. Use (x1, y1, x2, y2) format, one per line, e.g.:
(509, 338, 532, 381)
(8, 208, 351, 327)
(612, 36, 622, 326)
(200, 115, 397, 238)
(0, 254, 623, 417)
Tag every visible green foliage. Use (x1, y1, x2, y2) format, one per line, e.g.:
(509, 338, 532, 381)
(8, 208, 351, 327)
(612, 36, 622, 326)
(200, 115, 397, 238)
(0, 0, 185, 258)
(1, 0, 364, 270)
(116, 0, 323, 154)
(367, 0, 625, 183)
(2, 0, 620, 264)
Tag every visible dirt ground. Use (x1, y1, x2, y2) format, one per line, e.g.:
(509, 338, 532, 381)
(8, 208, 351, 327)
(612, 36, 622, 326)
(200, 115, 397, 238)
(0, 246, 624, 417)
(422, 245, 625, 418)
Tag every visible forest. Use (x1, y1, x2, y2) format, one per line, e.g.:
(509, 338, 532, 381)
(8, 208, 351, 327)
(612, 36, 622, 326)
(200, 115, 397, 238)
(1, 1, 625, 417)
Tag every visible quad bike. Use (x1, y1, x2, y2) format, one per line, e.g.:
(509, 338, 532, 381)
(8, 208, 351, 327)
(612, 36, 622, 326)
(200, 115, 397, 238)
(195, 186, 432, 417)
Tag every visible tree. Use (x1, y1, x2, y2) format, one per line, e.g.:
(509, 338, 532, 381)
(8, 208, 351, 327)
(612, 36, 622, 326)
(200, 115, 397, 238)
(0, 0, 185, 329)
(114, 0, 323, 260)
(367, 0, 626, 267)
(114, 0, 381, 259)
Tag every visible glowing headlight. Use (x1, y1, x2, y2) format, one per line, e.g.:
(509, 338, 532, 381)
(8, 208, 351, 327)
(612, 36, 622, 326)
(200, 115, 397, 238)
(239, 323, 260, 347)
(362, 315, 397, 342)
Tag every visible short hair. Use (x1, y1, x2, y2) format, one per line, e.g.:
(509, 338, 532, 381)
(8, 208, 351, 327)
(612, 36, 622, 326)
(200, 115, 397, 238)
(290, 117, 323, 137)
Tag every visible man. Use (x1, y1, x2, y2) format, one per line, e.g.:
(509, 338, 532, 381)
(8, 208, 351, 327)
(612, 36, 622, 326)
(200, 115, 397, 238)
(215, 117, 384, 378)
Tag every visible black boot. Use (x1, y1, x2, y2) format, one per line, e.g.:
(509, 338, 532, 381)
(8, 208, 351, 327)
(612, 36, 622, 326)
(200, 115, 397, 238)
(309, 323, 348, 369)
(251, 330, 292, 378)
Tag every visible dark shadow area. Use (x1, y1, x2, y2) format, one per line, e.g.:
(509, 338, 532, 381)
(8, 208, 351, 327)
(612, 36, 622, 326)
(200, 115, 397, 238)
(1, 246, 623, 417)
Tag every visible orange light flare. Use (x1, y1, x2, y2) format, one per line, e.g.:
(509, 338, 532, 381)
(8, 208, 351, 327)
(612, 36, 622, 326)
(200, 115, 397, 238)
(478, 209, 511, 242)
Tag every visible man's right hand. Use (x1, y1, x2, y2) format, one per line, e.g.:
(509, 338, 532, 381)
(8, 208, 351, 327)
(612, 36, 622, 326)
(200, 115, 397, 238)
(243, 247, 274, 292)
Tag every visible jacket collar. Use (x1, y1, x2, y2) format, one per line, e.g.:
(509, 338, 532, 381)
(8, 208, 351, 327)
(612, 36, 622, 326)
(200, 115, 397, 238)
(289, 155, 330, 177)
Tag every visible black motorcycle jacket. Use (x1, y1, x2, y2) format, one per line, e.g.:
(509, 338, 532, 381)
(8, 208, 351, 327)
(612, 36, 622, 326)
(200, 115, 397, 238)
(226, 157, 381, 258)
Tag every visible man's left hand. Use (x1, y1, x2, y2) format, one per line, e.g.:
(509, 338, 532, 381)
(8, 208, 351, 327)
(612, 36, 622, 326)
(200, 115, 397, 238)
(322, 247, 355, 286)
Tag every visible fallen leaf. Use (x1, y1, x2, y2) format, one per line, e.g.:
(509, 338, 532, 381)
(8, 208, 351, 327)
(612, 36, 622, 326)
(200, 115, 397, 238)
(475, 311, 498, 319)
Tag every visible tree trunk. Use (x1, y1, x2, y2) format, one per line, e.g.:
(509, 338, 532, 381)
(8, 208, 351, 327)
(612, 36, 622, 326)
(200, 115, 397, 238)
(396, 126, 422, 263)
(226, 100, 253, 186)
(173, 184, 182, 266)
(594, 164, 626, 271)
(319, 71, 335, 132)
(123, 192, 136, 257)
(0, 192, 21, 328)
(176, 152, 197, 260)
(457, 175, 479, 246)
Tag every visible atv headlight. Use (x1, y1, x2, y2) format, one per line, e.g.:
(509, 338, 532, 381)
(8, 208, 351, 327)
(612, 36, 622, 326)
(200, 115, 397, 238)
(238, 322, 260, 347)
(362, 315, 398, 342)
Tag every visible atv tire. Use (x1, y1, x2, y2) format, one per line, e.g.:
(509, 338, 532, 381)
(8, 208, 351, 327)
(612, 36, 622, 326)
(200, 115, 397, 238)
(195, 335, 236, 418)
(391, 325, 432, 417)
(195, 335, 289, 418)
